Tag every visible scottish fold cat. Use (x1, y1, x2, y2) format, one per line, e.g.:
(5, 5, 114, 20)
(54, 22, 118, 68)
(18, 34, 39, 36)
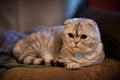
(13, 18, 105, 69)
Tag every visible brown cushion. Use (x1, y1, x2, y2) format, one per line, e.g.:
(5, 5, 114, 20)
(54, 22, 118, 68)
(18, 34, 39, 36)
(0, 58, 120, 80)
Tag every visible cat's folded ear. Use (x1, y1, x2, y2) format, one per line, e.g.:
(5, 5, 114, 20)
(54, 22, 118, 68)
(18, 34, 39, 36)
(64, 19, 73, 29)
(64, 18, 98, 29)
(64, 19, 72, 25)
(86, 19, 97, 28)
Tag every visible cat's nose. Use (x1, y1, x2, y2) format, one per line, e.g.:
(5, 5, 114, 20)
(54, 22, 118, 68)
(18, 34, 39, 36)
(74, 41, 79, 44)
(74, 38, 79, 44)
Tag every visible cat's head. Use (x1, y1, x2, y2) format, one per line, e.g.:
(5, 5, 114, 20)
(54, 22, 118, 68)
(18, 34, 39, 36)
(62, 18, 101, 53)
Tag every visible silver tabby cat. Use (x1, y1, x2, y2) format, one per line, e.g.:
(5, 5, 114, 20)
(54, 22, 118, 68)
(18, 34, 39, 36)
(13, 18, 105, 69)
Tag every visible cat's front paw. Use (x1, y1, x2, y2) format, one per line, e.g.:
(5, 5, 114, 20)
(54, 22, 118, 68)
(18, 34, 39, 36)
(66, 62, 80, 70)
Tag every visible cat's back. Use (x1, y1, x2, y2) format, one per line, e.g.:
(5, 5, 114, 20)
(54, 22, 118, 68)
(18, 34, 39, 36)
(13, 26, 64, 63)
(14, 25, 64, 49)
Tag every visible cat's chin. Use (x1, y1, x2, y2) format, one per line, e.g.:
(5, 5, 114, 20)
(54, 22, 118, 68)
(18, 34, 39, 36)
(73, 47, 87, 53)
(73, 47, 80, 51)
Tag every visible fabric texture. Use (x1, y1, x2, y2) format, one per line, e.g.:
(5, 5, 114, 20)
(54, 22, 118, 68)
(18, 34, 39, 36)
(0, 59, 120, 80)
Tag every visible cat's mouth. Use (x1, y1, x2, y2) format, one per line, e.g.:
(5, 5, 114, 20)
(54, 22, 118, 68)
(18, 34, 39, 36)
(74, 46, 79, 49)
(73, 47, 80, 51)
(75, 46, 78, 48)
(75, 45, 79, 48)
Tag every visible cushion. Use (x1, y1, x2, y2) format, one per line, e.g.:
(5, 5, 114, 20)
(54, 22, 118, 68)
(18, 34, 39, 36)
(1, 58, 120, 80)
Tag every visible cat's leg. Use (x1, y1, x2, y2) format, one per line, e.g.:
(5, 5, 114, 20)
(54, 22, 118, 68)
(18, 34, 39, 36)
(22, 56, 43, 65)
(33, 58, 43, 65)
(57, 56, 80, 70)
(66, 62, 80, 70)
(77, 43, 105, 67)
(43, 54, 54, 66)
(77, 58, 93, 67)
(18, 51, 43, 65)
(23, 56, 35, 64)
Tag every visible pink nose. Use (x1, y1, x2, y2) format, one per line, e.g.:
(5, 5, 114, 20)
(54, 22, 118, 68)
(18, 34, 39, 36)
(74, 41, 79, 44)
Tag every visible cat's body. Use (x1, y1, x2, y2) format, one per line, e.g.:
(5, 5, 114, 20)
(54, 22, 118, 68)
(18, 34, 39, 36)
(13, 26, 64, 65)
(13, 18, 105, 69)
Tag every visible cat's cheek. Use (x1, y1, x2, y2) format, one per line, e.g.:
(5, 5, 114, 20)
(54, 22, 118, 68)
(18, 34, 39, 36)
(67, 42, 76, 49)
(71, 42, 75, 47)
(77, 43, 86, 50)
(64, 38, 73, 43)
(64, 39, 75, 47)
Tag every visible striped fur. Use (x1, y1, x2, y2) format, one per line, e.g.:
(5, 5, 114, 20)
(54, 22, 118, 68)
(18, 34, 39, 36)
(13, 18, 105, 69)
(13, 26, 64, 65)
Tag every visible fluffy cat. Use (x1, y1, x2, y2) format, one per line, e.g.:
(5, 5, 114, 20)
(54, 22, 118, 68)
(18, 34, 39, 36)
(13, 18, 105, 69)
(57, 18, 105, 69)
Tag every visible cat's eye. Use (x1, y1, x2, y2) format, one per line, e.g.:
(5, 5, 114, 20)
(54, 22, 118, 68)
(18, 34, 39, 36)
(81, 34, 87, 39)
(68, 33, 74, 38)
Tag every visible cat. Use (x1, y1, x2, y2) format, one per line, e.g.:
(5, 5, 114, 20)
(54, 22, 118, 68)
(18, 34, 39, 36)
(57, 18, 105, 69)
(13, 18, 105, 69)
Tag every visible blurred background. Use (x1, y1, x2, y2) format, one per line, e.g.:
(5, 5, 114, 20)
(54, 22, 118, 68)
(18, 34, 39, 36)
(0, 0, 120, 60)
(0, 0, 120, 32)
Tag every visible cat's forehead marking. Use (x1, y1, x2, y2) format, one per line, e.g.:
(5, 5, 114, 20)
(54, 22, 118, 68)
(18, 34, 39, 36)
(75, 22, 81, 36)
